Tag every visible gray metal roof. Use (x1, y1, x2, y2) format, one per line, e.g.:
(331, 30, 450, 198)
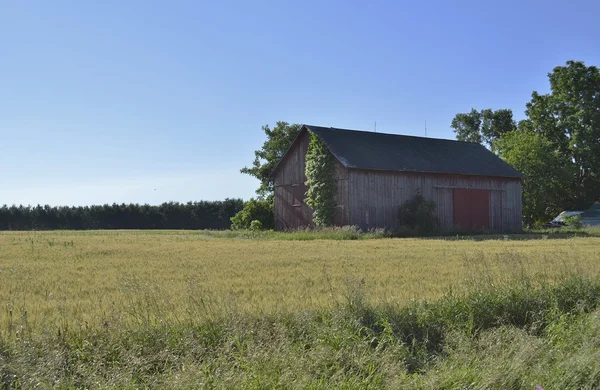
(304, 125, 524, 178)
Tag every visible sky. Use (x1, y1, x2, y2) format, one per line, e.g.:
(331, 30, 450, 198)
(1, 0, 599, 206)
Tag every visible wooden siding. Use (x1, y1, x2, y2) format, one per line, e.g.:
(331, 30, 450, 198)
(333, 160, 349, 226)
(346, 170, 522, 232)
(273, 131, 522, 232)
(273, 131, 351, 229)
(273, 131, 312, 230)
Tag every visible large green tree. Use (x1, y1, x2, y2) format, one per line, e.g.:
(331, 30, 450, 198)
(496, 129, 570, 226)
(234, 122, 301, 229)
(524, 60, 600, 210)
(451, 108, 516, 152)
(240, 122, 302, 199)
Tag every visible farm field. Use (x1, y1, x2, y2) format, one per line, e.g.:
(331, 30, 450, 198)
(2, 230, 599, 326)
(1, 230, 600, 388)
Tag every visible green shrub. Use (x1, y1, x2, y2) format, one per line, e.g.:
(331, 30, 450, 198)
(249, 220, 263, 231)
(563, 214, 583, 229)
(230, 198, 274, 230)
(397, 192, 439, 235)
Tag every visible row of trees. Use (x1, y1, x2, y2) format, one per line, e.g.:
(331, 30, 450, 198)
(451, 60, 600, 226)
(0, 200, 243, 230)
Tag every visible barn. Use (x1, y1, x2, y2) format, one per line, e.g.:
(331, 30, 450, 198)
(272, 125, 524, 232)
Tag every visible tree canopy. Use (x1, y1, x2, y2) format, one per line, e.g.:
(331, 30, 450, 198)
(240, 122, 302, 199)
(524, 60, 600, 210)
(451, 108, 516, 152)
(0, 200, 244, 230)
(495, 130, 569, 225)
(453, 60, 600, 226)
(233, 122, 302, 229)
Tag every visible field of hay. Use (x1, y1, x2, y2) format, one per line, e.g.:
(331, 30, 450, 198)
(1, 230, 600, 388)
(1, 230, 599, 331)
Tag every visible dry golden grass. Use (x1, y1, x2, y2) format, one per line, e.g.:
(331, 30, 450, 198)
(2, 230, 600, 389)
(1, 230, 599, 334)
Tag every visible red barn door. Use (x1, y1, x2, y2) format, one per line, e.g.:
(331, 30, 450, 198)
(453, 189, 490, 231)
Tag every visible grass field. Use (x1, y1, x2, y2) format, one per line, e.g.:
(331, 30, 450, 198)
(2, 230, 599, 327)
(1, 230, 600, 388)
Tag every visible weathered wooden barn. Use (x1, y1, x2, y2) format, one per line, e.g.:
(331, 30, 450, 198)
(272, 125, 524, 232)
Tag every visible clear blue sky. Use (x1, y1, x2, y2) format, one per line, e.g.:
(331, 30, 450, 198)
(2, 0, 599, 206)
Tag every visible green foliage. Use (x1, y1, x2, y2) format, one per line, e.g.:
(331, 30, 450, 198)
(230, 198, 274, 230)
(496, 129, 570, 226)
(525, 60, 600, 210)
(240, 122, 302, 199)
(452, 61, 600, 227)
(249, 220, 263, 231)
(563, 214, 583, 229)
(451, 108, 516, 152)
(452, 108, 484, 144)
(305, 133, 337, 227)
(397, 192, 439, 235)
(0, 200, 244, 230)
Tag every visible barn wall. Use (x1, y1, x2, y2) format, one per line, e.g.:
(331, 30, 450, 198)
(273, 131, 312, 230)
(274, 132, 522, 232)
(502, 180, 522, 231)
(273, 131, 349, 230)
(333, 161, 350, 226)
(346, 170, 522, 232)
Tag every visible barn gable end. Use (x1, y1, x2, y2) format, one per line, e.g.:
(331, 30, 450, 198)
(273, 129, 350, 230)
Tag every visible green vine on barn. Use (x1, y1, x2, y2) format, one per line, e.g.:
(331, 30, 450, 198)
(305, 133, 336, 227)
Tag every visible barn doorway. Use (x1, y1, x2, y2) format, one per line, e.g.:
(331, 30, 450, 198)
(453, 189, 490, 230)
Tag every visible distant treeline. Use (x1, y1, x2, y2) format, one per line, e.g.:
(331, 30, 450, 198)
(0, 199, 244, 230)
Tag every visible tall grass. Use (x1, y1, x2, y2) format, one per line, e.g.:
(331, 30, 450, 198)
(200, 225, 600, 241)
(1, 231, 600, 388)
(2, 273, 600, 388)
(201, 225, 390, 240)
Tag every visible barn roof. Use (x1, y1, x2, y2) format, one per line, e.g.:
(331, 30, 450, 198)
(302, 125, 524, 178)
(581, 202, 600, 220)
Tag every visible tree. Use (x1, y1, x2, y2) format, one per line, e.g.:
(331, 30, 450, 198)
(481, 109, 516, 151)
(230, 198, 274, 230)
(240, 122, 302, 199)
(451, 108, 516, 151)
(524, 60, 600, 210)
(451, 108, 483, 144)
(0, 200, 245, 231)
(496, 129, 570, 226)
